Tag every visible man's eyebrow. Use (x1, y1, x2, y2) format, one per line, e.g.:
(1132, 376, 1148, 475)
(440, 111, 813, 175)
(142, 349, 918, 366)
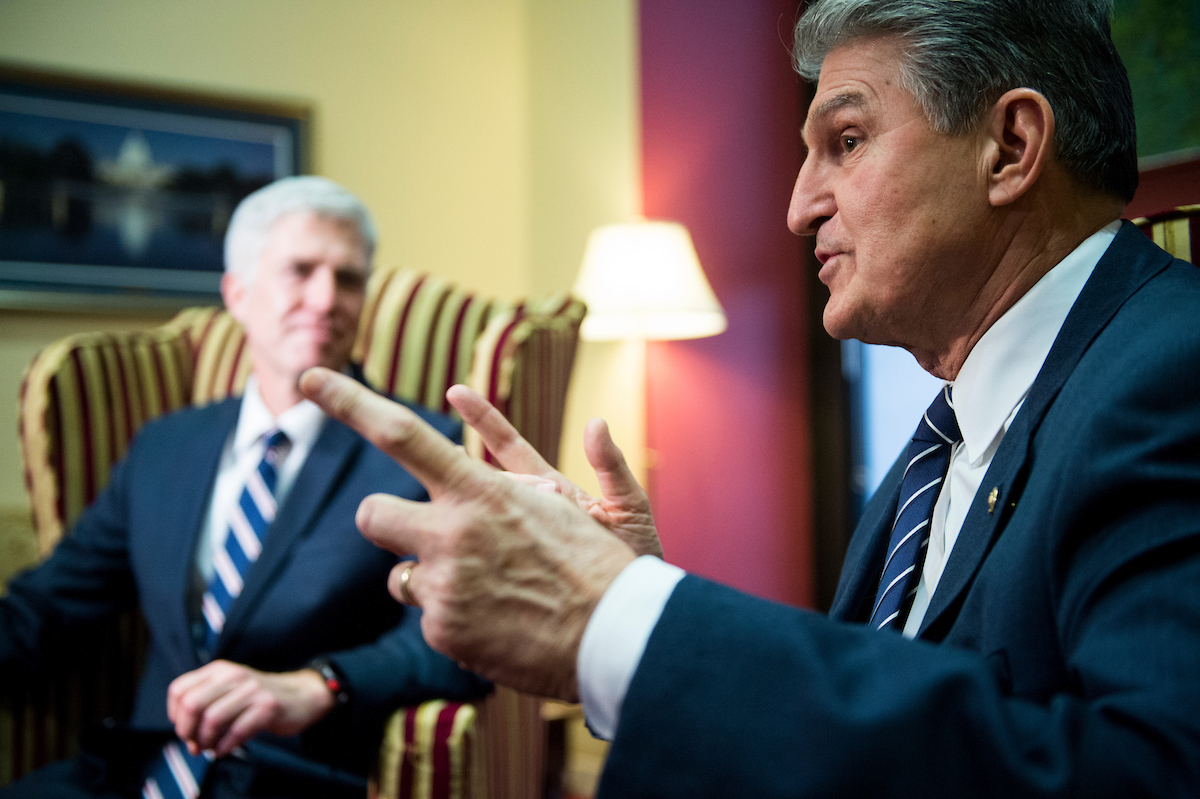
(802, 90, 868, 145)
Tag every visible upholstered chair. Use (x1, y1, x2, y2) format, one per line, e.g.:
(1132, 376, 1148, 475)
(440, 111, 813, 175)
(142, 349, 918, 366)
(5, 265, 585, 799)
(1134, 203, 1200, 264)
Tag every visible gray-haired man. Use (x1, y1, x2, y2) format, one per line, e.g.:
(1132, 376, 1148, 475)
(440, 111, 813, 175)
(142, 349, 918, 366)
(303, 1, 1200, 796)
(0, 177, 487, 799)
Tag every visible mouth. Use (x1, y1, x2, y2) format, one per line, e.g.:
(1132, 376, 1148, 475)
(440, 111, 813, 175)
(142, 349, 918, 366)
(813, 245, 845, 266)
(289, 322, 343, 345)
(814, 248, 849, 287)
(811, 244, 849, 291)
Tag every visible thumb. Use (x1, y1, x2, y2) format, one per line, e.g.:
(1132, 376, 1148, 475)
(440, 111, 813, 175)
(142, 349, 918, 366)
(583, 419, 646, 504)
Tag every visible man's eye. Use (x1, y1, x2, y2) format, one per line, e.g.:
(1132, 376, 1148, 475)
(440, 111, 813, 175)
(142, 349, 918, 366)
(841, 136, 860, 153)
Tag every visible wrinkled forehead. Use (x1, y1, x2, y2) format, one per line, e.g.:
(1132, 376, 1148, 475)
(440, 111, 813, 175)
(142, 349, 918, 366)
(266, 208, 367, 242)
(802, 91, 869, 144)
(801, 37, 911, 144)
(261, 210, 372, 270)
(271, 210, 369, 251)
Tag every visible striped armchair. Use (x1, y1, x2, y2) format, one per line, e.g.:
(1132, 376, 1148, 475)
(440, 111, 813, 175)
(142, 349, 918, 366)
(7, 265, 585, 799)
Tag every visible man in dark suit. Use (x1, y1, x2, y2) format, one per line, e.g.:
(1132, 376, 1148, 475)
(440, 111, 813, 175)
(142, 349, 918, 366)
(299, 0, 1200, 796)
(0, 177, 487, 798)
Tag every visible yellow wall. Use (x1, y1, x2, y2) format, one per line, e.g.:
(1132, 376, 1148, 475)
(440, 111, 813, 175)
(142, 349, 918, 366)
(0, 0, 642, 523)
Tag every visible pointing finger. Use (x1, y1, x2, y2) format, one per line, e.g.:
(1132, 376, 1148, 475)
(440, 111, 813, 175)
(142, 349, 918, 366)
(301, 368, 478, 498)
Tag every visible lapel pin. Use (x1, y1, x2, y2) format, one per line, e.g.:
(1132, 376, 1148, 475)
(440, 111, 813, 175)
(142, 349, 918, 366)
(987, 487, 999, 514)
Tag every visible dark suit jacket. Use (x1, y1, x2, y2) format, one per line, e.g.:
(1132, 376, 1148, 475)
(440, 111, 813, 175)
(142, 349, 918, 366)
(0, 392, 488, 786)
(599, 222, 1200, 797)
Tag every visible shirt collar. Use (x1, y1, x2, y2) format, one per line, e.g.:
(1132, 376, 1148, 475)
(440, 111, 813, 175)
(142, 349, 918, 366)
(951, 221, 1120, 465)
(233, 376, 327, 456)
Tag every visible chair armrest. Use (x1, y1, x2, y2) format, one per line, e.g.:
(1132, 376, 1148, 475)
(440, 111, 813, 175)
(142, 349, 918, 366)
(371, 700, 481, 799)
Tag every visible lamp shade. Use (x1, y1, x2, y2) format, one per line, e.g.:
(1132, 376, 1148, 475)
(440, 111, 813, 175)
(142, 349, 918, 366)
(573, 220, 727, 341)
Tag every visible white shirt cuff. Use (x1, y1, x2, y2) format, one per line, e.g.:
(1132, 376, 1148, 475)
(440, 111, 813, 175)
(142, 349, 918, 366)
(577, 554, 686, 740)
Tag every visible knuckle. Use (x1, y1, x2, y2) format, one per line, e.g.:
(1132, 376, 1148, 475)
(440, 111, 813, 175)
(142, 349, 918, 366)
(198, 720, 220, 743)
(378, 415, 419, 451)
(322, 380, 357, 417)
(422, 619, 449, 653)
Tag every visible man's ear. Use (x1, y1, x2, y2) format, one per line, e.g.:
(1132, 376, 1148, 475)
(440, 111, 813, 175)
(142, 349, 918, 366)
(983, 88, 1054, 207)
(221, 272, 246, 323)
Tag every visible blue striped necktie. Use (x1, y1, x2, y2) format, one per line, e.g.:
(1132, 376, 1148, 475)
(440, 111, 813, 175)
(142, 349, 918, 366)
(869, 386, 961, 632)
(201, 429, 289, 653)
(143, 429, 289, 799)
(142, 742, 213, 799)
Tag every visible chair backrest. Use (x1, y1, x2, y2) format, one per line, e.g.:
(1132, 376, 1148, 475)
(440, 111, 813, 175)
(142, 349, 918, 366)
(19, 331, 193, 556)
(14, 266, 585, 799)
(20, 266, 583, 553)
(1133, 203, 1200, 264)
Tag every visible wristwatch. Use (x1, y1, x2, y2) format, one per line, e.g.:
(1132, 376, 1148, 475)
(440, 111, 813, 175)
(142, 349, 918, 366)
(306, 657, 350, 706)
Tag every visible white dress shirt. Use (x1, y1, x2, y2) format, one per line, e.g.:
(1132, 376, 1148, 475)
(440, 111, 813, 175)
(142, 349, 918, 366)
(578, 221, 1121, 740)
(194, 377, 328, 584)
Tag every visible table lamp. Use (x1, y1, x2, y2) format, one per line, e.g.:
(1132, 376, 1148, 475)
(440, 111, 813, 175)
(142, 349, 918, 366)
(573, 219, 726, 341)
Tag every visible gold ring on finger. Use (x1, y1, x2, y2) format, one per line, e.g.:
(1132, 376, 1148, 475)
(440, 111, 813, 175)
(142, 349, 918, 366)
(398, 564, 419, 607)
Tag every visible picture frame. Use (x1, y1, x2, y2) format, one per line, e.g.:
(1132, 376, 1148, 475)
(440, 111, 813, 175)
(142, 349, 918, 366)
(0, 64, 309, 311)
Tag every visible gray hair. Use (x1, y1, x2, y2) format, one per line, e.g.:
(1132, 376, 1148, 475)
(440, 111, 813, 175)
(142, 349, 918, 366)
(793, 0, 1138, 202)
(223, 175, 377, 279)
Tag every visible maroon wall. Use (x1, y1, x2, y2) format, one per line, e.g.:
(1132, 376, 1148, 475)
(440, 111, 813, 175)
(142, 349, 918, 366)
(1126, 154, 1200, 220)
(640, 0, 814, 607)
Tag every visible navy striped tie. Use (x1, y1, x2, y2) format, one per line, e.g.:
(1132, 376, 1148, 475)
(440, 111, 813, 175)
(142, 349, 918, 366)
(201, 429, 289, 653)
(869, 386, 961, 632)
(141, 742, 213, 799)
(142, 429, 288, 799)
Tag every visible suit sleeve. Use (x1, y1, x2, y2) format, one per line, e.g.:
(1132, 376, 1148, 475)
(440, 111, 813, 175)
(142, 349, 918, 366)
(0, 445, 139, 675)
(323, 607, 490, 724)
(599, 291, 1200, 798)
(603, 553, 1200, 799)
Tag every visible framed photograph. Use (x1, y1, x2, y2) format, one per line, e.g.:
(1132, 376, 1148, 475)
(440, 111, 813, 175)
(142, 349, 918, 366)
(0, 64, 309, 310)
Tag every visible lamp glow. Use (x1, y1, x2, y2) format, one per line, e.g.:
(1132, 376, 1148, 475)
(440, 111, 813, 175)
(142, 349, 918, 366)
(573, 220, 727, 341)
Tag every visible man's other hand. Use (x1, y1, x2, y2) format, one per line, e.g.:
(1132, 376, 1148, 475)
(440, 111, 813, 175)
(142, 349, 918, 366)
(299, 367, 636, 701)
(166, 660, 335, 756)
(446, 383, 662, 559)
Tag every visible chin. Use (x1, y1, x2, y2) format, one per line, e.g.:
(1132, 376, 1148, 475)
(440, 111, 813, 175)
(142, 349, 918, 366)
(822, 294, 884, 344)
(821, 306, 858, 342)
(279, 358, 342, 385)
(317, 348, 355, 373)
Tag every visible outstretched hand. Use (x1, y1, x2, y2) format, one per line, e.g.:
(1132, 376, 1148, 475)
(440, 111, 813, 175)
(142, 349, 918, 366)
(446, 384, 662, 559)
(299, 367, 638, 701)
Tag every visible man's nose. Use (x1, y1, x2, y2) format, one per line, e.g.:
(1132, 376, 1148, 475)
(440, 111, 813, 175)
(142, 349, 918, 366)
(305, 266, 338, 311)
(787, 157, 835, 236)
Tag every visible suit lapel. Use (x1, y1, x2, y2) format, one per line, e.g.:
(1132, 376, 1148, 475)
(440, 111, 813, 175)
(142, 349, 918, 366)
(829, 452, 906, 621)
(154, 399, 240, 664)
(216, 416, 364, 654)
(917, 222, 1174, 637)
